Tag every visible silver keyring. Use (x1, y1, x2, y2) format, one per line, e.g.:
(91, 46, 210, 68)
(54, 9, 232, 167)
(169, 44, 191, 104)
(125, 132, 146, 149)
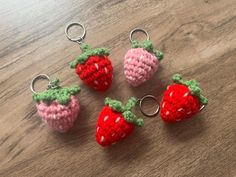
(30, 74, 51, 94)
(139, 95, 159, 117)
(199, 105, 206, 111)
(129, 28, 150, 43)
(65, 22, 86, 43)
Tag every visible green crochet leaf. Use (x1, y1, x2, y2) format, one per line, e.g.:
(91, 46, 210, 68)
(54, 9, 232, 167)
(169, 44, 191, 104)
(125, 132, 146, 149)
(172, 74, 208, 105)
(105, 97, 144, 127)
(32, 79, 81, 105)
(131, 40, 164, 60)
(105, 97, 126, 112)
(70, 43, 110, 68)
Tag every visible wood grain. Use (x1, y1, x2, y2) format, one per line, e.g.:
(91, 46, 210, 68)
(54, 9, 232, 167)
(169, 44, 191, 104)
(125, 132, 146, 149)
(0, 0, 235, 176)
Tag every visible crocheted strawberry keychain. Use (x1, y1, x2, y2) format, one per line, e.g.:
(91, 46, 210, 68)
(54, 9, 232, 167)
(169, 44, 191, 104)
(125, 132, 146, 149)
(160, 74, 208, 123)
(124, 28, 164, 87)
(31, 74, 81, 132)
(96, 97, 144, 147)
(65, 22, 113, 92)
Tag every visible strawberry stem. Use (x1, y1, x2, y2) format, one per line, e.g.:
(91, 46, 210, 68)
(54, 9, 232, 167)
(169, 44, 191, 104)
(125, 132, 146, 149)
(48, 79, 61, 89)
(105, 97, 126, 112)
(32, 79, 81, 105)
(105, 97, 144, 127)
(172, 74, 208, 105)
(131, 40, 164, 60)
(70, 43, 110, 68)
(80, 43, 92, 52)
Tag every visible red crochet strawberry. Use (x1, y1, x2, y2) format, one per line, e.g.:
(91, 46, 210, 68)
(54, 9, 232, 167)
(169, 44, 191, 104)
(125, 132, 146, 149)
(160, 74, 208, 123)
(70, 44, 113, 92)
(96, 97, 144, 147)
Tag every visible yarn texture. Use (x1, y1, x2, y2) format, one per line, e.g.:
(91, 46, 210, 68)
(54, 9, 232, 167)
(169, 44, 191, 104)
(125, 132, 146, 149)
(70, 44, 113, 92)
(160, 74, 208, 123)
(33, 80, 80, 132)
(124, 40, 163, 87)
(36, 96, 80, 132)
(96, 97, 144, 147)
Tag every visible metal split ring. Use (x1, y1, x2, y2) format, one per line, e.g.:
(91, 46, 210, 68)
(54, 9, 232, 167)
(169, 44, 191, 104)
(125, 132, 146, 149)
(129, 28, 150, 43)
(30, 74, 51, 94)
(199, 105, 206, 111)
(65, 22, 86, 44)
(138, 95, 160, 117)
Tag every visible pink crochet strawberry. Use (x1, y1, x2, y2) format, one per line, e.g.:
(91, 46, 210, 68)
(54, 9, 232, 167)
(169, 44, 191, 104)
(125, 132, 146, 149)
(160, 74, 208, 123)
(96, 97, 144, 147)
(32, 79, 81, 132)
(70, 44, 113, 92)
(124, 40, 163, 87)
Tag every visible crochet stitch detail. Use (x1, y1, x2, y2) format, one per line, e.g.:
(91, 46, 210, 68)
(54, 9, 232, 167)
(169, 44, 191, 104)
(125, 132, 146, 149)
(36, 96, 80, 132)
(172, 74, 208, 105)
(32, 79, 81, 105)
(124, 48, 159, 87)
(75, 55, 113, 91)
(160, 84, 201, 123)
(131, 40, 163, 60)
(105, 97, 144, 126)
(70, 43, 110, 68)
(96, 106, 134, 146)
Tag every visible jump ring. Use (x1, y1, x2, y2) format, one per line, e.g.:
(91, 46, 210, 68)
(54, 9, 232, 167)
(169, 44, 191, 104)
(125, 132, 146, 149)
(65, 22, 86, 43)
(199, 105, 206, 111)
(139, 95, 159, 117)
(129, 28, 150, 43)
(30, 74, 51, 94)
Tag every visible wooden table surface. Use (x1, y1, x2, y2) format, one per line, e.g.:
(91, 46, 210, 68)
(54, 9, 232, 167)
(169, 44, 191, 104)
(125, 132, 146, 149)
(0, 0, 235, 176)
